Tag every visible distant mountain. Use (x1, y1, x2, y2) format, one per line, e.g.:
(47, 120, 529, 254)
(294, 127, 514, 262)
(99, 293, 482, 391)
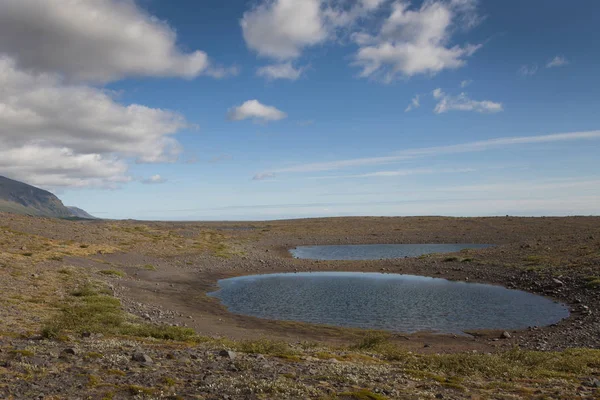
(0, 176, 95, 219)
(66, 206, 97, 219)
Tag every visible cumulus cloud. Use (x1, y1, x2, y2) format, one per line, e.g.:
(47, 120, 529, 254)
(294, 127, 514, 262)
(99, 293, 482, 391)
(0, 0, 229, 82)
(405, 94, 420, 112)
(241, 0, 327, 59)
(241, 0, 387, 60)
(546, 56, 569, 68)
(518, 64, 538, 76)
(433, 88, 503, 114)
(141, 175, 167, 184)
(353, 0, 482, 82)
(257, 62, 305, 80)
(227, 100, 288, 122)
(0, 56, 188, 188)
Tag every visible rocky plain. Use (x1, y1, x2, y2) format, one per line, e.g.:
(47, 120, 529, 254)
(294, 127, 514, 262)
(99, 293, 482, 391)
(0, 213, 599, 399)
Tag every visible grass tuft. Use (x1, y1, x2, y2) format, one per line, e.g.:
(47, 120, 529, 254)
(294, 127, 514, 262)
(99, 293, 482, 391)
(351, 332, 390, 350)
(42, 281, 197, 341)
(585, 276, 600, 288)
(98, 269, 126, 278)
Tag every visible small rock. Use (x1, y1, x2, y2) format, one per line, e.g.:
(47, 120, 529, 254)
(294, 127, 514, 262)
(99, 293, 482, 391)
(62, 348, 77, 356)
(584, 378, 600, 388)
(81, 331, 91, 338)
(131, 352, 153, 364)
(552, 278, 564, 286)
(501, 331, 512, 339)
(218, 350, 236, 360)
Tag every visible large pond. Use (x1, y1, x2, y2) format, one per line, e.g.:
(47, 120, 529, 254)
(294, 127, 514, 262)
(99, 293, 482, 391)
(290, 244, 493, 260)
(209, 272, 569, 334)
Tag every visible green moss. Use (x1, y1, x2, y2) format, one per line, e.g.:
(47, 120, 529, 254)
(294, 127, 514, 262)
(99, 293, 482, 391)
(9, 349, 34, 357)
(351, 332, 390, 350)
(382, 347, 600, 380)
(119, 324, 196, 341)
(162, 377, 177, 387)
(125, 385, 155, 396)
(98, 269, 125, 278)
(42, 282, 197, 341)
(585, 276, 600, 288)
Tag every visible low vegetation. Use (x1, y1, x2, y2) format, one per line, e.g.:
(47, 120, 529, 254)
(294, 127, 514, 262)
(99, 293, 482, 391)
(42, 282, 196, 341)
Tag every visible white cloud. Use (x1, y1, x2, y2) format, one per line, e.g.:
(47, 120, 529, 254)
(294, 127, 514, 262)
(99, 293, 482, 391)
(354, 0, 482, 82)
(518, 64, 538, 76)
(0, 0, 229, 82)
(405, 94, 420, 112)
(241, 0, 387, 60)
(433, 88, 503, 114)
(241, 0, 327, 59)
(460, 79, 473, 88)
(141, 175, 167, 184)
(257, 62, 305, 80)
(0, 56, 188, 188)
(546, 56, 569, 68)
(256, 130, 600, 174)
(227, 100, 288, 122)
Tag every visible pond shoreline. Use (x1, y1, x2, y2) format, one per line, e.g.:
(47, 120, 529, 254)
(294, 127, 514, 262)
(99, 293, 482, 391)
(92, 216, 600, 353)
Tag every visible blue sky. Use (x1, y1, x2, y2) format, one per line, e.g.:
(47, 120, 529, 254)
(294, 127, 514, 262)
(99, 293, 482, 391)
(0, 0, 598, 220)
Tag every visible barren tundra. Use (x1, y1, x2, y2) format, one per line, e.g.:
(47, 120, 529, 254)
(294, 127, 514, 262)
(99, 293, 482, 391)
(0, 214, 599, 399)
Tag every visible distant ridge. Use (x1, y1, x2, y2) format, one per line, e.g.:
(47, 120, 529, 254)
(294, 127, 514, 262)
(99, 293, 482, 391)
(66, 206, 97, 219)
(0, 175, 96, 219)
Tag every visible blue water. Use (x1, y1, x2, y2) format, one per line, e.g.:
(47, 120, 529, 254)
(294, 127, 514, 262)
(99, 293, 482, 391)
(209, 272, 569, 334)
(290, 244, 493, 260)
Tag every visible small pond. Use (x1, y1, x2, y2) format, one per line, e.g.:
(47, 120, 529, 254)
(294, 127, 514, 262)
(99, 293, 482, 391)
(208, 272, 568, 334)
(290, 244, 493, 260)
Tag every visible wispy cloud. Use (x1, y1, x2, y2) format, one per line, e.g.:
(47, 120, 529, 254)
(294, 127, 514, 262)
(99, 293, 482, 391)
(257, 62, 305, 80)
(404, 95, 420, 112)
(312, 167, 477, 180)
(255, 130, 600, 175)
(519, 64, 538, 76)
(253, 172, 276, 181)
(460, 80, 473, 88)
(546, 56, 569, 68)
(433, 88, 503, 114)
